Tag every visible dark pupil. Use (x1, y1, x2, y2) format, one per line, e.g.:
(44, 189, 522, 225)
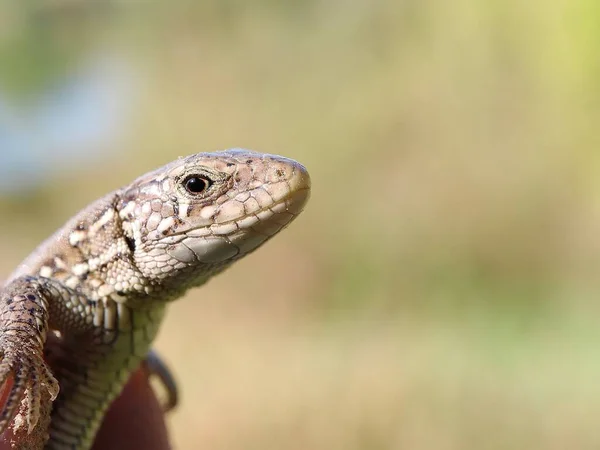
(185, 176, 209, 194)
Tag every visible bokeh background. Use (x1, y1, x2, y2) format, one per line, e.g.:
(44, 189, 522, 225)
(2, 1, 600, 449)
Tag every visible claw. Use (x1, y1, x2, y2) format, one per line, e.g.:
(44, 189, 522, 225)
(145, 350, 179, 412)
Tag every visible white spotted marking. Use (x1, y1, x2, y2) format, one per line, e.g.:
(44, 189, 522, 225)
(65, 277, 80, 290)
(157, 217, 176, 235)
(72, 263, 89, 276)
(39, 266, 53, 278)
(90, 208, 115, 234)
(179, 203, 190, 218)
(69, 230, 87, 246)
(119, 201, 136, 219)
(54, 257, 68, 270)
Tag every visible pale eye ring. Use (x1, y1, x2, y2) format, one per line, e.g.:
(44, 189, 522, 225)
(183, 175, 212, 194)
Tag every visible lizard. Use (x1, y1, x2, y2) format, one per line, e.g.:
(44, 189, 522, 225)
(0, 149, 311, 449)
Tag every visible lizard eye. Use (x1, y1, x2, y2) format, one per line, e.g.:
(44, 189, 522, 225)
(183, 175, 212, 194)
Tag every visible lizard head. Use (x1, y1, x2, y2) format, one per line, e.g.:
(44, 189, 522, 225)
(117, 149, 311, 293)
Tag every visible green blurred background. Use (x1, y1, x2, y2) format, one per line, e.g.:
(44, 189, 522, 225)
(2, 1, 600, 449)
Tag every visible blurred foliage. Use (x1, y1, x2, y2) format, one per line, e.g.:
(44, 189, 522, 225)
(2, 0, 600, 448)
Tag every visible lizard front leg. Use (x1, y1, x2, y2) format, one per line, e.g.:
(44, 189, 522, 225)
(0, 276, 61, 445)
(0, 275, 152, 450)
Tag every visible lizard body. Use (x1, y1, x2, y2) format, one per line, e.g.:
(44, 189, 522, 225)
(0, 149, 311, 449)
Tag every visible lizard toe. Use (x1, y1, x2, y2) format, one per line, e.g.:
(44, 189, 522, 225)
(0, 365, 27, 433)
(25, 371, 41, 434)
(40, 358, 59, 401)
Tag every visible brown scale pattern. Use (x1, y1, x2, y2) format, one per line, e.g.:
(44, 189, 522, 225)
(0, 149, 310, 449)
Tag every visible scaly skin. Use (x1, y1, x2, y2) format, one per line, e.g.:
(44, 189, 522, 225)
(0, 149, 311, 449)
